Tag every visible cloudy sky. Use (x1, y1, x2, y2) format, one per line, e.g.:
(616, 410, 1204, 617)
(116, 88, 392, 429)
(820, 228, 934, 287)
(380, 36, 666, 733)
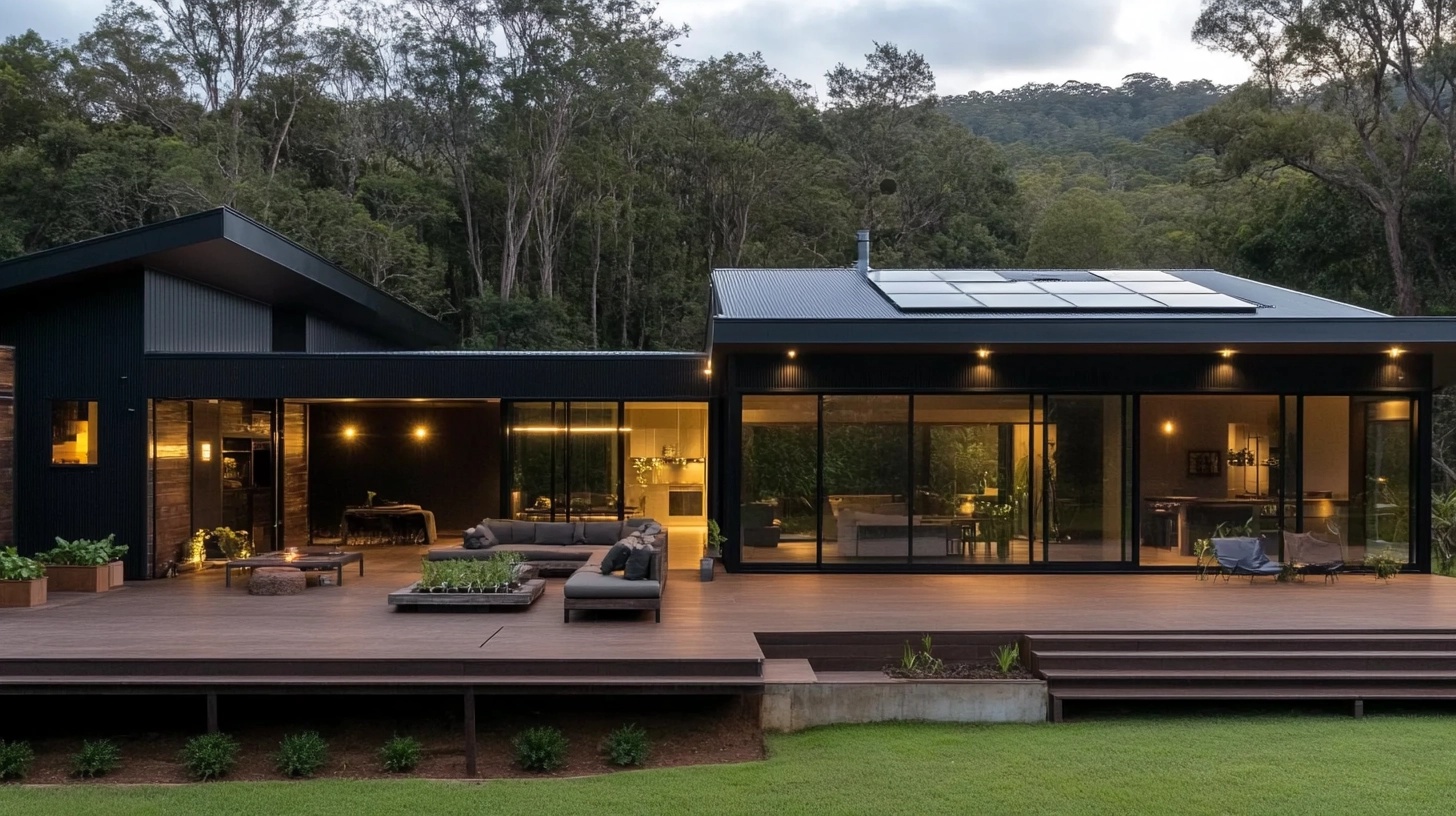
(3, 0, 1251, 94)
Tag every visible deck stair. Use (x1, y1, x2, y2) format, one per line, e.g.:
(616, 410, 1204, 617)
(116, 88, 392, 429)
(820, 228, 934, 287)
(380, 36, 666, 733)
(1026, 632, 1456, 721)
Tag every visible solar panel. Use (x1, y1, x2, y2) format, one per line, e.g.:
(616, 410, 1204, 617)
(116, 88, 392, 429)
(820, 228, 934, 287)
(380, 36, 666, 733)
(1091, 270, 1180, 282)
(973, 294, 1073, 310)
(953, 281, 1044, 293)
(886, 293, 982, 310)
(876, 281, 961, 294)
(934, 270, 1009, 282)
(867, 269, 1257, 313)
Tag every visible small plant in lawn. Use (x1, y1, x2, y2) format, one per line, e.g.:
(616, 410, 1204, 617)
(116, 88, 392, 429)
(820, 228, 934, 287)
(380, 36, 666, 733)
(379, 735, 422, 773)
(180, 733, 240, 781)
(71, 738, 121, 778)
(602, 724, 650, 767)
(0, 740, 35, 781)
(275, 731, 329, 778)
(992, 643, 1021, 675)
(513, 726, 569, 773)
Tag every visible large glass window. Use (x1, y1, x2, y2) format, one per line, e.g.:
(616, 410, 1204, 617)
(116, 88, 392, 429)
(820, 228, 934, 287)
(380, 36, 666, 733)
(1139, 395, 1283, 565)
(1038, 396, 1128, 563)
(1302, 397, 1414, 564)
(822, 396, 911, 564)
(622, 402, 708, 567)
(51, 400, 98, 465)
(509, 402, 560, 520)
(740, 396, 817, 563)
(566, 402, 620, 521)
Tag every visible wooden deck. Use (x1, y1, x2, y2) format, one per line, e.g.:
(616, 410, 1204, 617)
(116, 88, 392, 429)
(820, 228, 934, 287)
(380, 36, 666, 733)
(3, 546, 1456, 694)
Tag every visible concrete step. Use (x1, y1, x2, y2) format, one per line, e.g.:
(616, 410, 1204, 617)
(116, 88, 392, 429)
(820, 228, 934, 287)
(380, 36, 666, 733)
(1032, 651, 1456, 672)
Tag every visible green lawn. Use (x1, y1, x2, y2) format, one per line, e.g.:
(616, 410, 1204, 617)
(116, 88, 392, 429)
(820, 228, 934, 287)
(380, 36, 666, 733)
(2, 717, 1452, 815)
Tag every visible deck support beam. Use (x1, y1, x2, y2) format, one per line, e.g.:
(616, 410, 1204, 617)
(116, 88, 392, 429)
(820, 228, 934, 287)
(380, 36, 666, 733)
(1049, 695, 1063, 723)
(206, 693, 219, 734)
(1352, 699, 1364, 719)
(463, 687, 478, 777)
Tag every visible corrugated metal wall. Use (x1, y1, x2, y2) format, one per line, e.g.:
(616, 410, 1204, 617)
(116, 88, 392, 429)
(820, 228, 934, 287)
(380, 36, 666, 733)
(0, 346, 13, 548)
(0, 272, 149, 578)
(305, 315, 398, 352)
(145, 270, 271, 352)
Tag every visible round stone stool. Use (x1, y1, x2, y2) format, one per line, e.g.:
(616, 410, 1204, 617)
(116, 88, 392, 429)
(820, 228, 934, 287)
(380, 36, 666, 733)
(249, 566, 306, 596)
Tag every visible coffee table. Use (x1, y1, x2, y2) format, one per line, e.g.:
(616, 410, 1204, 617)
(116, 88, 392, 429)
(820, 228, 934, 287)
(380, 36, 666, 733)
(225, 549, 365, 587)
(387, 579, 546, 610)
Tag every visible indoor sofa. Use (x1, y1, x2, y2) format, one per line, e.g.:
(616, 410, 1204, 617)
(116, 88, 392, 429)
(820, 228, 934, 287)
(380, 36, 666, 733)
(427, 517, 668, 577)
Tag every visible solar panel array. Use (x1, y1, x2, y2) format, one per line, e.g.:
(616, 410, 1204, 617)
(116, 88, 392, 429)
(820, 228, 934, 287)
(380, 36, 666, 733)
(868, 269, 1257, 313)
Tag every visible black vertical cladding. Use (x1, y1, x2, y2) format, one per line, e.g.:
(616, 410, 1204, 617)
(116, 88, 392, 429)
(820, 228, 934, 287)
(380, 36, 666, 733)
(0, 271, 148, 577)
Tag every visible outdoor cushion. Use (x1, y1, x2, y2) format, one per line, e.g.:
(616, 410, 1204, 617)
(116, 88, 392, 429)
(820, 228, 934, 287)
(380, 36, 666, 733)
(535, 522, 576, 546)
(580, 521, 625, 545)
(427, 544, 605, 562)
(600, 543, 632, 574)
(485, 519, 516, 543)
(504, 520, 536, 544)
(563, 570, 662, 599)
(624, 546, 653, 580)
(1213, 537, 1283, 575)
(462, 523, 497, 550)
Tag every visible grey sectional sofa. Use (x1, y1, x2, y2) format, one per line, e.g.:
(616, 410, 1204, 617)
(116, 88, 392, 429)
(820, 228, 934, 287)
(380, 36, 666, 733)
(427, 517, 668, 577)
(563, 544, 667, 623)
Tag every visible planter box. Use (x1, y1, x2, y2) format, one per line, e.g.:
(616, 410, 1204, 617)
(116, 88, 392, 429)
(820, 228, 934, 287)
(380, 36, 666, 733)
(0, 578, 47, 608)
(46, 563, 119, 593)
(762, 677, 1047, 732)
(388, 579, 545, 610)
(109, 561, 125, 588)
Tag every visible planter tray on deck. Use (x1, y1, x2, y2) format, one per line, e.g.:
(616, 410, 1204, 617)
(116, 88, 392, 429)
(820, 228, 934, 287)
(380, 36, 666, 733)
(388, 579, 545, 610)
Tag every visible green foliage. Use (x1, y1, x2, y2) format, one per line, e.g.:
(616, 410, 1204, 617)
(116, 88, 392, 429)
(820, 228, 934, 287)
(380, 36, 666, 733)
(379, 736, 422, 774)
(179, 733, 240, 781)
(0, 739, 34, 780)
(71, 738, 121, 779)
(601, 724, 650, 767)
(513, 726, 569, 773)
(0, 546, 45, 581)
(1363, 554, 1404, 581)
(705, 520, 725, 556)
(1277, 561, 1300, 583)
(274, 731, 328, 778)
(992, 643, 1021, 676)
(417, 552, 524, 591)
(1024, 188, 1135, 268)
(899, 634, 944, 676)
(39, 534, 125, 566)
(189, 527, 251, 562)
(1431, 488, 1456, 575)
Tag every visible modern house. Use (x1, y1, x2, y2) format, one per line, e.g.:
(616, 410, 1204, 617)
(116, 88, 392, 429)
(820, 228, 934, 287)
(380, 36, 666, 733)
(2, 210, 1454, 581)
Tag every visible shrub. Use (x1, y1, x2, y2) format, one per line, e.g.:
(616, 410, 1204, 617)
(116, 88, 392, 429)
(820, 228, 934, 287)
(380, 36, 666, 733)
(418, 552, 524, 591)
(0, 740, 34, 781)
(71, 738, 121, 778)
(601, 724, 650, 767)
(992, 643, 1021, 675)
(513, 726, 568, 772)
(274, 731, 329, 778)
(38, 535, 126, 566)
(180, 733, 240, 781)
(379, 735, 422, 773)
(0, 547, 44, 581)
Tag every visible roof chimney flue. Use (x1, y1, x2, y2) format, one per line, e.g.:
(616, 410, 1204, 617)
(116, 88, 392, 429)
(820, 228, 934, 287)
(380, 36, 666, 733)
(856, 229, 871, 275)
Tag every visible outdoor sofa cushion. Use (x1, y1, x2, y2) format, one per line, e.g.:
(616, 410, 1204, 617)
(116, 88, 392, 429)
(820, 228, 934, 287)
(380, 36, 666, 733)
(485, 519, 539, 544)
(427, 544, 605, 562)
(535, 522, 576, 546)
(563, 570, 662, 599)
(1212, 537, 1283, 575)
(580, 521, 626, 545)
(600, 543, 631, 573)
(624, 546, 653, 580)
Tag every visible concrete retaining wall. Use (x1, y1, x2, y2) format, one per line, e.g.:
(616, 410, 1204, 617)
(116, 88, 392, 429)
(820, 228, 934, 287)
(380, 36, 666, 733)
(762, 679, 1047, 732)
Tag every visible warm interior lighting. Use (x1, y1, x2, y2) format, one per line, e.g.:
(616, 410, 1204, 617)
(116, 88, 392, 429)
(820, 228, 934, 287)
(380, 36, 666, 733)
(787, 349, 797, 359)
(704, 366, 713, 376)
(199, 442, 212, 462)
(342, 425, 359, 441)
(1388, 347, 1405, 358)
(1161, 420, 1176, 436)
(413, 425, 429, 440)
(512, 426, 631, 434)
(1219, 349, 1235, 359)
(976, 349, 991, 360)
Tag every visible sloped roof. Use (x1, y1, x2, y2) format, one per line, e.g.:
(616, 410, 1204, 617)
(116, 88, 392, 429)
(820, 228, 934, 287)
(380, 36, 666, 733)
(0, 208, 453, 349)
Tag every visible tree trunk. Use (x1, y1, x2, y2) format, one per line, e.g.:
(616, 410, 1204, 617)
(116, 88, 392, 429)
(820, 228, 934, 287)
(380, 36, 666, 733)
(1380, 205, 1418, 315)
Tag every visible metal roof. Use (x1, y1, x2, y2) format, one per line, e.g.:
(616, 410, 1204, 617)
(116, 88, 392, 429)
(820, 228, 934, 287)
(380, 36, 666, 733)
(0, 208, 454, 349)
(712, 267, 1385, 321)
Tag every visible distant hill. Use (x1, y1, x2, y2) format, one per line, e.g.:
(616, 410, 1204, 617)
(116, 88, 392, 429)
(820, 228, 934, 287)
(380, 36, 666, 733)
(939, 73, 1233, 152)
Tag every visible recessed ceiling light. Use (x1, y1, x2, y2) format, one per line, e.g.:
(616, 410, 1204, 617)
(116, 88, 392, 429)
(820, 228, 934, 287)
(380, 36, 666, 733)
(976, 349, 991, 360)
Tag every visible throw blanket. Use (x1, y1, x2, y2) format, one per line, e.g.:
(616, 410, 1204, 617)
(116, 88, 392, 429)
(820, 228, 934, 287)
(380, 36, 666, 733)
(622, 521, 664, 549)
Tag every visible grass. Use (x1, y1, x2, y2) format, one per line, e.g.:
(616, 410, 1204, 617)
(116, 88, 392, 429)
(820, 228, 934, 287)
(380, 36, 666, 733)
(1, 717, 1454, 815)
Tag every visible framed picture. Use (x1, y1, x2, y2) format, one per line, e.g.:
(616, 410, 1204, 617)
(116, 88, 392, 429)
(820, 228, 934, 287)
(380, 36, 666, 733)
(1187, 450, 1223, 477)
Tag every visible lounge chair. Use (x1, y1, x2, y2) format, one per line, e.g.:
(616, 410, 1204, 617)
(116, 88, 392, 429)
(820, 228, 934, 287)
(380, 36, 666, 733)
(1212, 537, 1284, 583)
(1283, 530, 1345, 583)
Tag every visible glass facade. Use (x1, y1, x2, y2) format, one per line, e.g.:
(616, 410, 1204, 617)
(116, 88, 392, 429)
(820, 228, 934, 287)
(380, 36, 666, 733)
(733, 391, 1419, 571)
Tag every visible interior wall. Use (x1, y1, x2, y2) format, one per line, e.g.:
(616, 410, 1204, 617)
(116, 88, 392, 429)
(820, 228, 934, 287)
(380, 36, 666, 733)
(308, 402, 499, 535)
(1302, 397, 1351, 496)
(1139, 395, 1281, 499)
(282, 403, 309, 546)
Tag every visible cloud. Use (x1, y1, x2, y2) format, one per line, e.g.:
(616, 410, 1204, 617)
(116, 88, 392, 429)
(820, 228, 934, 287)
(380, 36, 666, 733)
(673, 0, 1123, 93)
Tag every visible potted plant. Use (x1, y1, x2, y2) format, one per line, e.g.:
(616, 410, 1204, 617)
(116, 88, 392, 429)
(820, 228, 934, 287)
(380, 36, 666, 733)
(37, 535, 126, 592)
(702, 520, 726, 582)
(0, 547, 46, 608)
